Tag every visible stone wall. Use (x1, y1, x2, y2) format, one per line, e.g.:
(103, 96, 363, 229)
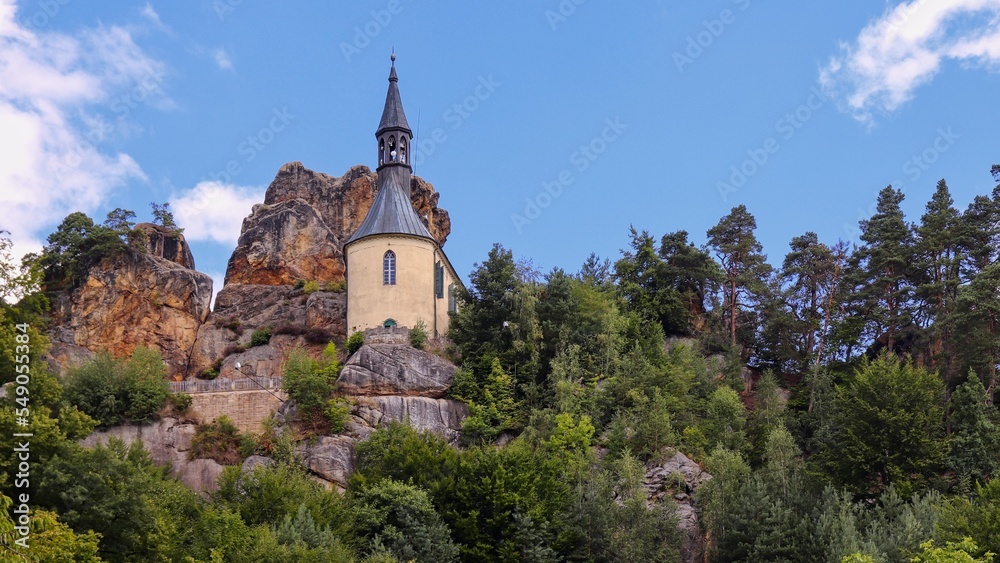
(189, 389, 287, 433)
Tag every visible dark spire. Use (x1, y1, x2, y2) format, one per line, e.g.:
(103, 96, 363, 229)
(377, 53, 411, 136)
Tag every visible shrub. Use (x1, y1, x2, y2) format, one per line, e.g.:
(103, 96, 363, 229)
(294, 279, 306, 290)
(346, 331, 365, 355)
(409, 320, 428, 350)
(169, 393, 193, 412)
(324, 280, 347, 292)
(303, 280, 320, 294)
(283, 344, 341, 418)
(327, 398, 353, 434)
(190, 416, 247, 465)
(250, 326, 272, 347)
(63, 347, 170, 427)
(200, 366, 219, 380)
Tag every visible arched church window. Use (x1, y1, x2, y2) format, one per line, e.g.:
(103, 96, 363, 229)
(389, 136, 397, 161)
(379, 138, 385, 165)
(400, 138, 407, 164)
(383, 250, 396, 285)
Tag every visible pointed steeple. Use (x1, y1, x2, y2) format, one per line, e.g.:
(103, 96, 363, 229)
(347, 53, 432, 246)
(377, 52, 411, 136)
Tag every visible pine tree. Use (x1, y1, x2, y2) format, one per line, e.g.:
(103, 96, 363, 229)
(846, 186, 916, 355)
(948, 372, 1000, 483)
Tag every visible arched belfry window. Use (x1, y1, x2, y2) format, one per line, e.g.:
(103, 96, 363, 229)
(400, 137, 407, 164)
(379, 138, 385, 165)
(383, 250, 396, 285)
(388, 135, 397, 162)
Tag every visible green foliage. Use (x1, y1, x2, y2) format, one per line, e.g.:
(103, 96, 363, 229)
(327, 397, 353, 434)
(282, 345, 341, 420)
(33, 211, 128, 289)
(249, 326, 273, 347)
(303, 280, 320, 294)
(948, 373, 1000, 484)
(150, 201, 178, 229)
(937, 479, 1000, 558)
(190, 416, 248, 465)
(346, 331, 365, 355)
(459, 357, 521, 444)
(168, 392, 192, 412)
(62, 347, 170, 427)
(215, 462, 348, 530)
(819, 354, 947, 497)
(347, 479, 459, 562)
(409, 319, 428, 349)
(910, 538, 995, 563)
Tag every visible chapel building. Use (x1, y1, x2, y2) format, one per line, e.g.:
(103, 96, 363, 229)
(345, 55, 461, 337)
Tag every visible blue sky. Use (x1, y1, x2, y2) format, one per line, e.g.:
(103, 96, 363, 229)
(2, 1, 999, 295)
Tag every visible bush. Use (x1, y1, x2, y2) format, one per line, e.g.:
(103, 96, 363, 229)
(303, 280, 320, 294)
(327, 398, 353, 434)
(294, 279, 306, 290)
(283, 344, 341, 418)
(346, 331, 365, 355)
(63, 347, 170, 427)
(168, 393, 193, 412)
(250, 326, 273, 347)
(324, 280, 347, 292)
(409, 320, 428, 350)
(190, 416, 247, 465)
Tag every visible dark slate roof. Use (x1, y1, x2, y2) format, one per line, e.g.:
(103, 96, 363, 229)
(346, 166, 434, 245)
(376, 62, 411, 135)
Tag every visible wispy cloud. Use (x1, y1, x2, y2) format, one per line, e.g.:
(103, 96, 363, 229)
(170, 181, 264, 246)
(0, 0, 171, 261)
(213, 48, 233, 71)
(820, 0, 1000, 124)
(139, 3, 168, 33)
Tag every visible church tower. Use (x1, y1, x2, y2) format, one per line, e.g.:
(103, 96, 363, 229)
(345, 55, 460, 337)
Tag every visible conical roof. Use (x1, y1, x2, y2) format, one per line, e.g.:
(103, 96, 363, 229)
(346, 166, 433, 245)
(376, 57, 411, 135)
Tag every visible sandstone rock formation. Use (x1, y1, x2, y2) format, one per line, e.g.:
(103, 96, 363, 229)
(337, 344, 456, 398)
(81, 417, 224, 493)
(189, 284, 346, 378)
(136, 223, 196, 269)
(644, 450, 712, 563)
(48, 249, 213, 379)
(224, 162, 451, 287)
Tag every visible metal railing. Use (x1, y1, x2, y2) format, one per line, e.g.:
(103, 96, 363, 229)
(168, 376, 285, 394)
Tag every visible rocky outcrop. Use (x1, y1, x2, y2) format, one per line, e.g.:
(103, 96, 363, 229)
(296, 435, 355, 490)
(189, 284, 346, 377)
(81, 417, 224, 493)
(644, 450, 712, 563)
(48, 249, 213, 379)
(137, 223, 196, 269)
(224, 162, 451, 287)
(337, 344, 456, 398)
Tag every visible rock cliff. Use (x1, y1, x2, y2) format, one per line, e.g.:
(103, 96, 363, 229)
(48, 247, 213, 379)
(224, 162, 450, 287)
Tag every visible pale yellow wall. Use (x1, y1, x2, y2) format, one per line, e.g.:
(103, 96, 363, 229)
(346, 235, 438, 335)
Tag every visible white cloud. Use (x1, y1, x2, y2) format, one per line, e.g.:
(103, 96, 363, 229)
(0, 0, 170, 263)
(170, 181, 264, 246)
(213, 48, 233, 71)
(820, 0, 1000, 124)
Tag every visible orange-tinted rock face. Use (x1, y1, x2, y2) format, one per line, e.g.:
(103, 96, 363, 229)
(48, 249, 213, 379)
(223, 162, 451, 286)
